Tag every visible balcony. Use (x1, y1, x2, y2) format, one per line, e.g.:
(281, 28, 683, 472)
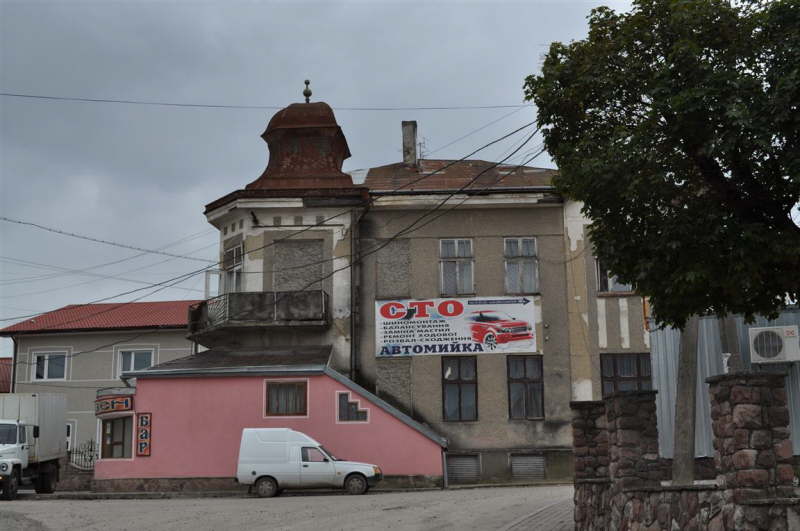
(188, 290, 329, 345)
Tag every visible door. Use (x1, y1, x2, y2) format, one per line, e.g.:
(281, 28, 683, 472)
(299, 447, 335, 487)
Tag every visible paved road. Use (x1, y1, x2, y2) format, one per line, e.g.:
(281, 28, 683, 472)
(0, 485, 573, 531)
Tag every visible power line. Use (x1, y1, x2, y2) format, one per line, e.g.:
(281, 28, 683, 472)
(0, 92, 532, 111)
(0, 121, 539, 323)
(0, 216, 216, 263)
(427, 106, 529, 155)
(0, 229, 215, 285)
(0, 256, 205, 297)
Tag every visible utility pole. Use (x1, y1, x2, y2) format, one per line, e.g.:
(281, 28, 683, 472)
(672, 315, 699, 485)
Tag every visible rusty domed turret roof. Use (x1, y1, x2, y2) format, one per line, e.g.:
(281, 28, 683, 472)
(246, 82, 354, 191)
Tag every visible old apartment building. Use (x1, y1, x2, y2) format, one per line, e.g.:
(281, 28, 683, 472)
(179, 94, 650, 484)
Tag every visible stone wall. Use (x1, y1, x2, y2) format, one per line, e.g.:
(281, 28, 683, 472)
(707, 372, 798, 529)
(571, 381, 798, 531)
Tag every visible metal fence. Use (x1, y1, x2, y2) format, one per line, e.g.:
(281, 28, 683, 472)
(68, 440, 98, 471)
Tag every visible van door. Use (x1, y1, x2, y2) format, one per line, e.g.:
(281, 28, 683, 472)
(299, 447, 335, 487)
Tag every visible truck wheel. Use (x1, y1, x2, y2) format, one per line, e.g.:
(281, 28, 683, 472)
(1, 469, 19, 500)
(344, 474, 368, 495)
(254, 476, 278, 498)
(34, 464, 55, 494)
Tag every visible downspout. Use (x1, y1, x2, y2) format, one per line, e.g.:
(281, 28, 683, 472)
(349, 209, 360, 380)
(11, 337, 18, 393)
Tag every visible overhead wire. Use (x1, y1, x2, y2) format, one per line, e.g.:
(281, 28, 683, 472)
(0, 92, 533, 111)
(0, 121, 537, 323)
(0, 216, 216, 264)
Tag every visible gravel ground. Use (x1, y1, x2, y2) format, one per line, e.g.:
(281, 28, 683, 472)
(0, 485, 573, 531)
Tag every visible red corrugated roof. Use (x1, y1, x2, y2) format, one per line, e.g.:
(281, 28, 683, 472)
(0, 300, 200, 335)
(364, 160, 557, 192)
(0, 358, 11, 393)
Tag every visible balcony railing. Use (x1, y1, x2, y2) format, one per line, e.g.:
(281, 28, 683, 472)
(188, 290, 329, 339)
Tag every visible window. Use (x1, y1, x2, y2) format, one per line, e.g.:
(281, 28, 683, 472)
(596, 259, 633, 292)
(33, 353, 66, 380)
(442, 357, 477, 421)
(101, 416, 132, 459)
(301, 447, 327, 462)
(505, 238, 538, 293)
(601, 353, 652, 396)
(66, 423, 73, 452)
(18, 425, 26, 444)
(118, 349, 153, 376)
(440, 239, 473, 295)
(223, 244, 243, 293)
(338, 392, 368, 422)
(265, 381, 307, 416)
(507, 356, 544, 419)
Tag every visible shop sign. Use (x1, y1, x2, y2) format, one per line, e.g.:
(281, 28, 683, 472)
(136, 413, 152, 457)
(95, 396, 133, 414)
(375, 297, 537, 357)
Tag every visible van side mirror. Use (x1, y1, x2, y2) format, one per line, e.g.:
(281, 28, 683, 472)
(33, 426, 39, 439)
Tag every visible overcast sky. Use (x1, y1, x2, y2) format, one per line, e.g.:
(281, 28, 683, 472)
(0, 0, 633, 356)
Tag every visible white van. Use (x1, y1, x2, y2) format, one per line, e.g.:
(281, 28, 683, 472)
(236, 428, 382, 497)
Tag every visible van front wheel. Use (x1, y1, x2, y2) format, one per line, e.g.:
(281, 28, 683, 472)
(254, 476, 278, 498)
(344, 474, 368, 495)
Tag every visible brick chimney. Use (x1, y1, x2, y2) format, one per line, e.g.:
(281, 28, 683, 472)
(402, 121, 417, 166)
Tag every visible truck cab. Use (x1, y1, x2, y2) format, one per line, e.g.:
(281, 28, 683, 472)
(0, 420, 33, 499)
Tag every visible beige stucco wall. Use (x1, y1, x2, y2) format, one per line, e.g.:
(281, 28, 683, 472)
(359, 203, 574, 451)
(12, 329, 193, 446)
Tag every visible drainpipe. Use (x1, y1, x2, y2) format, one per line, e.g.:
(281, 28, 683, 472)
(10, 337, 18, 393)
(349, 209, 360, 380)
(441, 449, 449, 489)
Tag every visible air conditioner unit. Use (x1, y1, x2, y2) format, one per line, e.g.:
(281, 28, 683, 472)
(748, 325, 800, 363)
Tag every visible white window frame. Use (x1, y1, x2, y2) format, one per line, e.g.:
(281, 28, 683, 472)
(31, 352, 67, 381)
(504, 237, 539, 294)
(596, 259, 633, 293)
(117, 349, 154, 378)
(439, 239, 474, 296)
(65, 420, 76, 452)
(223, 244, 243, 294)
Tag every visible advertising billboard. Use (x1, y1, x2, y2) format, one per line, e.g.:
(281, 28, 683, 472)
(376, 296, 537, 357)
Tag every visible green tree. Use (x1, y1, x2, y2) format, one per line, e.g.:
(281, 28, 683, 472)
(524, 0, 800, 328)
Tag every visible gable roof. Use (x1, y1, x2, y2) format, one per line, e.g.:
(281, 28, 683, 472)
(0, 301, 199, 336)
(363, 159, 557, 193)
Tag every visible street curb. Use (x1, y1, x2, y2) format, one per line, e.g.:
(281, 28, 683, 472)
(17, 482, 573, 500)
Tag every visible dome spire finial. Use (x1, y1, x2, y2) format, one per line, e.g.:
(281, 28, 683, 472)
(303, 80, 312, 103)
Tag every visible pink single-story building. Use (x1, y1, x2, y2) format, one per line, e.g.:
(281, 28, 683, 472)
(94, 347, 446, 491)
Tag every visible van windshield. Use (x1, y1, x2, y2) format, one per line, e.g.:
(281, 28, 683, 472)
(320, 446, 338, 461)
(0, 424, 16, 444)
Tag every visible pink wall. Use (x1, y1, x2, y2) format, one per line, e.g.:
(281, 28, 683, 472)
(95, 374, 443, 479)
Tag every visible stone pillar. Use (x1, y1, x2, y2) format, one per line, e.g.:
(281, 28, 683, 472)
(571, 400, 609, 479)
(605, 390, 662, 489)
(708, 372, 796, 530)
(707, 372, 794, 501)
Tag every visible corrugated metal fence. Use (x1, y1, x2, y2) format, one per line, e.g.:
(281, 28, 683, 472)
(650, 309, 800, 458)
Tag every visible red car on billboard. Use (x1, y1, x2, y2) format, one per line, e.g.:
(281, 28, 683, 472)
(468, 310, 533, 349)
